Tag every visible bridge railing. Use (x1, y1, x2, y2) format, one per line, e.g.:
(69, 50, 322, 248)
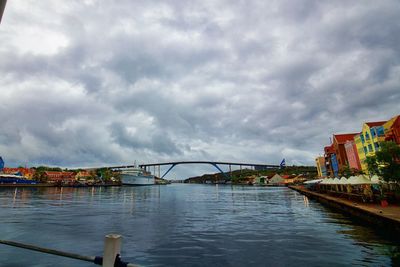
(0, 234, 140, 267)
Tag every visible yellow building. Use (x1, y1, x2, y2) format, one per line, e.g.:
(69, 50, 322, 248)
(355, 121, 386, 173)
(315, 156, 326, 177)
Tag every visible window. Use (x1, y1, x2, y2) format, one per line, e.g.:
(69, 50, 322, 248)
(368, 144, 373, 152)
(365, 132, 370, 140)
(364, 147, 368, 154)
(360, 134, 365, 143)
(377, 127, 385, 136)
(371, 129, 376, 137)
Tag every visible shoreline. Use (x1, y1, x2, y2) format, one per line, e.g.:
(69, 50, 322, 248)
(0, 183, 121, 188)
(289, 185, 400, 236)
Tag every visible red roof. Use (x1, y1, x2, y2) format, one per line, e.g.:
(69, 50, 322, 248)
(366, 121, 386, 127)
(281, 175, 296, 179)
(44, 171, 76, 181)
(3, 167, 35, 175)
(333, 133, 359, 144)
(388, 116, 400, 127)
(324, 144, 335, 154)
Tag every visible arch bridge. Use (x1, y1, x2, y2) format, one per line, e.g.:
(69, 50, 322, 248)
(133, 161, 282, 179)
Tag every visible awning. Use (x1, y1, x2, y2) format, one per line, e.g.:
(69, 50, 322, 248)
(304, 179, 324, 184)
(347, 175, 378, 185)
(320, 178, 333, 185)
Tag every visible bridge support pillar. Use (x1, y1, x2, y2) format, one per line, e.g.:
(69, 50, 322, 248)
(161, 163, 177, 179)
(211, 163, 230, 180)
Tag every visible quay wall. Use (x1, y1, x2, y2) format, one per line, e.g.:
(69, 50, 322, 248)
(0, 183, 119, 188)
(289, 186, 400, 236)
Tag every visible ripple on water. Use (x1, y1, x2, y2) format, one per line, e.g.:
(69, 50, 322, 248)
(0, 185, 398, 266)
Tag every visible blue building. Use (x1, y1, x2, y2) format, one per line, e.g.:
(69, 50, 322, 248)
(330, 154, 339, 177)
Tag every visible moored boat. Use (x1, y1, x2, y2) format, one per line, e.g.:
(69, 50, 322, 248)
(120, 168, 155, 186)
(0, 174, 37, 184)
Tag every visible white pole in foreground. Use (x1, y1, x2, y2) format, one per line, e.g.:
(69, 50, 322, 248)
(103, 234, 122, 267)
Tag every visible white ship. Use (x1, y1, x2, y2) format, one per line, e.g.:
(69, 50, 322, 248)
(120, 167, 155, 186)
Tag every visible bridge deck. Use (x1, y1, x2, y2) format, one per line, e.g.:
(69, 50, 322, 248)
(138, 161, 280, 168)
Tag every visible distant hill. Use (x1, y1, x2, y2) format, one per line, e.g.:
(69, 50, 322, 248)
(184, 166, 317, 184)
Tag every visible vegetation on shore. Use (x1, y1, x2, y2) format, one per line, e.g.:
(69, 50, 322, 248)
(30, 166, 120, 184)
(185, 166, 317, 184)
(365, 141, 400, 183)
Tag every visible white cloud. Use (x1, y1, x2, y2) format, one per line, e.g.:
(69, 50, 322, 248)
(0, 0, 399, 178)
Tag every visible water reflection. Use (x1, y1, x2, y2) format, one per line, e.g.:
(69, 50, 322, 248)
(303, 195, 309, 207)
(0, 185, 399, 266)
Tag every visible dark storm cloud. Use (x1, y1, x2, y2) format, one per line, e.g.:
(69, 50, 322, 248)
(0, 0, 399, 176)
(109, 122, 183, 155)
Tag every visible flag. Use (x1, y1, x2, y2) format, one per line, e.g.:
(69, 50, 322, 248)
(0, 156, 4, 171)
(280, 158, 286, 168)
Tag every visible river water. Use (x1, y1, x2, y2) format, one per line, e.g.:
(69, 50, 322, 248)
(0, 184, 399, 266)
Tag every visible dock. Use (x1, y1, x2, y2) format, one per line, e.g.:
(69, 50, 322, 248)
(289, 185, 400, 236)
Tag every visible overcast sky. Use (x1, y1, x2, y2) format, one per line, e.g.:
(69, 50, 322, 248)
(1, 0, 399, 178)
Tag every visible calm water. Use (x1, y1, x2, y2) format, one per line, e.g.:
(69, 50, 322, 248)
(0, 184, 399, 266)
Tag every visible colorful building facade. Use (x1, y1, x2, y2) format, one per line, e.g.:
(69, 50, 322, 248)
(316, 114, 399, 177)
(332, 133, 359, 171)
(2, 167, 35, 179)
(384, 115, 400, 144)
(324, 144, 335, 177)
(355, 121, 386, 173)
(344, 140, 361, 170)
(315, 156, 327, 177)
(44, 171, 76, 184)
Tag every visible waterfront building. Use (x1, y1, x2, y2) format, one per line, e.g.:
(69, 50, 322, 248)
(281, 174, 300, 184)
(355, 121, 386, 173)
(2, 167, 35, 179)
(384, 115, 400, 144)
(330, 154, 339, 177)
(75, 170, 94, 182)
(44, 171, 76, 184)
(344, 140, 361, 170)
(354, 134, 365, 171)
(332, 133, 359, 171)
(315, 157, 327, 177)
(324, 144, 336, 177)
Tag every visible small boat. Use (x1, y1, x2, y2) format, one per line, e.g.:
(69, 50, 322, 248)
(0, 174, 37, 184)
(120, 168, 155, 186)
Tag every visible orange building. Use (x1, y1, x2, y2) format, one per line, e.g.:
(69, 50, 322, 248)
(44, 171, 76, 184)
(332, 133, 359, 171)
(2, 167, 36, 179)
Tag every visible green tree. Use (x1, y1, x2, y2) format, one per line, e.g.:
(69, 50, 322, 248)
(96, 168, 113, 182)
(33, 170, 47, 183)
(339, 166, 352, 177)
(366, 141, 400, 182)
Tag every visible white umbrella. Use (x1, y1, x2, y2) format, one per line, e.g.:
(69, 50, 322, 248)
(304, 179, 324, 184)
(370, 175, 382, 183)
(339, 177, 348, 184)
(348, 175, 377, 185)
(347, 176, 357, 184)
(320, 178, 332, 185)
